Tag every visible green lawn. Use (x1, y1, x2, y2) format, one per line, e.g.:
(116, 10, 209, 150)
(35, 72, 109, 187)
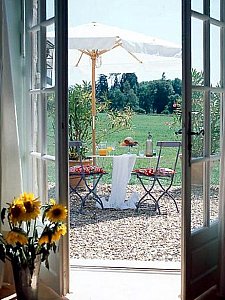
(92, 113, 182, 186)
(47, 112, 220, 189)
(47, 113, 182, 185)
(96, 113, 177, 152)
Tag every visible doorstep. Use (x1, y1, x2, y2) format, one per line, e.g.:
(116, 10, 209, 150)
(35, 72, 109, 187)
(70, 258, 181, 272)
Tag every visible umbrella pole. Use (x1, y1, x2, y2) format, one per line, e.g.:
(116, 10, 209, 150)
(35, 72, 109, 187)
(91, 53, 97, 166)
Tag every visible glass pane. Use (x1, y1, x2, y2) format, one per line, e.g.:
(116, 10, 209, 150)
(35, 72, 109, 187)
(210, 160, 220, 223)
(210, 92, 221, 155)
(191, 0, 203, 13)
(46, 0, 54, 20)
(31, 0, 39, 26)
(191, 18, 203, 81)
(32, 157, 41, 199)
(191, 182, 203, 231)
(47, 93, 55, 156)
(46, 25, 55, 88)
(31, 94, 41, 152)
(48, 161, 56, 200)
(210, 25, 220, 87)
(31, 31, 40, 89)
(191, 90, 204, 158)
(210, 0, 220, 20)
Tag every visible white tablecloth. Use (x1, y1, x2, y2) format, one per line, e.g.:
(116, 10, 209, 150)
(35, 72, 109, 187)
(100, 154, 139, 209)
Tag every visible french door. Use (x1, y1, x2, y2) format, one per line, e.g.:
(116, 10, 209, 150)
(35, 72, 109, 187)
(25, 0, 69, 296)
(182, 0, 225, 299)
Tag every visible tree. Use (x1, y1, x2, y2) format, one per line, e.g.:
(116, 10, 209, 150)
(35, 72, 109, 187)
(96, 74, 109, 102)
(172, 78, 182, 96)
(109, 73, 121, 89)
(153, 77, 175, 114)
(120, 73, 138, 94)
(138, 81, 157, 113)
(109, 87, 127, 110)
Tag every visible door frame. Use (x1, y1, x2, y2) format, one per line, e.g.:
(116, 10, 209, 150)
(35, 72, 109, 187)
(181, 0, 192, 298)
(181, 0, 225, 299)
(24, 0, 69, 295)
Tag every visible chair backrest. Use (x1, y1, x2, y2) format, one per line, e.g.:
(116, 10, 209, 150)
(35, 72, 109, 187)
(69, 140, 82, 148)
(155, 141, 182, 175)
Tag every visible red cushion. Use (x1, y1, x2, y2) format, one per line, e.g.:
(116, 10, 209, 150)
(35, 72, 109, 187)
(134, 167, 175, 176)
(69, 165, 105, 175)
(156, 168, 175, 175)
(133, 168, 154, 176)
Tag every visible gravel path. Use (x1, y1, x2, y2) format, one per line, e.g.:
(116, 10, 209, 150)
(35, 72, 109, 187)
(69, 185, 219, 263)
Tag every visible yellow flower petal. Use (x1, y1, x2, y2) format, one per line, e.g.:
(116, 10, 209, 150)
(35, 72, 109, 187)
(23, 197, 41, 221)
(46, 205, 67, 222)
(9, 198, 26, 224)
(51, 231, 61, 242)
(57, 224, 67, 236)
(38, 233, 51, 245)
(5, 230, 28, 246)
(49, 198, 56, 205)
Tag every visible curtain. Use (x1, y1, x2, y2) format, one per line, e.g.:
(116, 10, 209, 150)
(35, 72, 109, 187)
(1, 0, 22, 215)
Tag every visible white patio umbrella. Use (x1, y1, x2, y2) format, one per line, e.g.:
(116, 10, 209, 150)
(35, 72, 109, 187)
(68, 22, 182, 160)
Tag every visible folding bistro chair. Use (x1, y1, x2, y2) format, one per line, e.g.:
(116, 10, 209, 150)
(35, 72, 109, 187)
(132, 141, 181, 214)
(69, 141, 106, 212)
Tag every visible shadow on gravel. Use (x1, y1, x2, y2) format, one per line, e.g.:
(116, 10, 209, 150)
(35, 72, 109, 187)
(70, 186, 182, 228)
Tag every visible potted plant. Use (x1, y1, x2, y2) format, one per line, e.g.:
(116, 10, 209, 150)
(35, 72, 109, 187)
(0, 193, 67, 300)
(68, 82, 134, 159)
(68, 82, 133, 187)
(68, 82, 92, 161)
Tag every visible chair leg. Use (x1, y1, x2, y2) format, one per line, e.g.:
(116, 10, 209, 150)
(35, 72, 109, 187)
(135, 175, 161, 214)
(70, 184, 89, 213)
(135, 174, 179, 214)
(136, 192, 161, 214)
(83, 174, 104, 209)
(70, 173, 104, 212)
(156, 178, 179, 213)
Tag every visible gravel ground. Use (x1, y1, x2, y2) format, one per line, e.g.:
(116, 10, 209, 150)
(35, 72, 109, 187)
(69, 184, 219, 263)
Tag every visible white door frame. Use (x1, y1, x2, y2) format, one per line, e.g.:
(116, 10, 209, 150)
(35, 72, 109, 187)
(25, 0, 69, 295)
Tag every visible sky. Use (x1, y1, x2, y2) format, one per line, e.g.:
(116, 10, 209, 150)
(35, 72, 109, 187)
(67, 0, 182, 84)
(68, 0, 181, 44)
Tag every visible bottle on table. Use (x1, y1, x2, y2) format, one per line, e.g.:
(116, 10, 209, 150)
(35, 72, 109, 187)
(145, 132, 153, 157)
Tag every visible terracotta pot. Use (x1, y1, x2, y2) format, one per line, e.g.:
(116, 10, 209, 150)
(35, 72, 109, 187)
(69, 159, 93, 189)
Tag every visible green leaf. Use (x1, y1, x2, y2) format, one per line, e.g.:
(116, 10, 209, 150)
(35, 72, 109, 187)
(1, 208, 6, 224)
(53, 243, 57, 253)
(0, 244, 6, 262)
(45, 257, 49, 269)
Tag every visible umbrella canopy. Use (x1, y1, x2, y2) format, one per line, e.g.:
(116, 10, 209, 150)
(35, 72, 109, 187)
(66, 22, 182, 160)
(68, 22, 181, 58)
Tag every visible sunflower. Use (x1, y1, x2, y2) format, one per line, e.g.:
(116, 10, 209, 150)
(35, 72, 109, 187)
(57, 224, 67, 236)
(20, 193, 41, 221)
(51, 224, 67, 242)
(38, 232, 51, 245)
(9, 198, 26, 224)
(46, 204, 67, 222)
(5, 230, 28, 246)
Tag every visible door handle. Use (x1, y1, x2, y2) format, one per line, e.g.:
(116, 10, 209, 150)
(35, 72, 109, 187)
(175, 128, 205, 136)
(190, 128, 205, 136)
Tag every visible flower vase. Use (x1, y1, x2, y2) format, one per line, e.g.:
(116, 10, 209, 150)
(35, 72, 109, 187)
(12, 255, 41, 300)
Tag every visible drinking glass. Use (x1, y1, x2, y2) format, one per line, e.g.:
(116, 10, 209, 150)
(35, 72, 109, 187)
(98, 142, 108, 156)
